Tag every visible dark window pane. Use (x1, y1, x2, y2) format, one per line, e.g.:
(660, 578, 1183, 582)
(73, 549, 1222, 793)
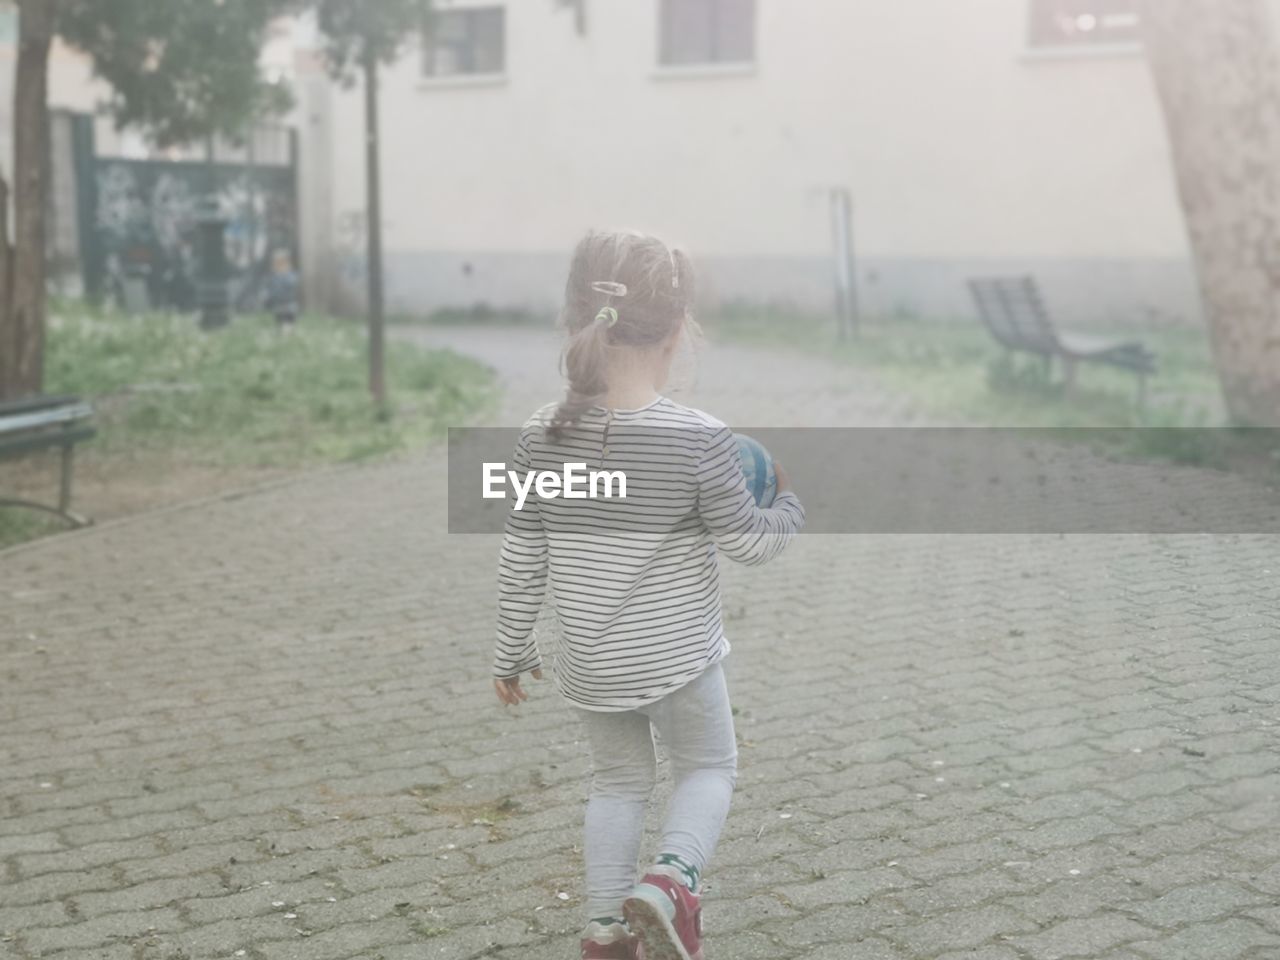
(661, 0, 714, 66)
(473, 8, 506, 74)
(714, 0, 756, 62)
(660, 0, 756, 65)
(425, 7, 506, 76)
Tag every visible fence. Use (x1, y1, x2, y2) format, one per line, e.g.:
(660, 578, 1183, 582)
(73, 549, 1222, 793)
(50, 112, 299, 314)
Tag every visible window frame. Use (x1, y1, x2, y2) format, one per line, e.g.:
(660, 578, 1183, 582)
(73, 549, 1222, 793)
(656, 0, 758, 70)
(422, 5, 507, 79)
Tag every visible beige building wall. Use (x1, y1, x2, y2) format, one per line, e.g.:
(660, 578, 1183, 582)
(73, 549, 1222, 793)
(10, 1, 1278, 323)
(1, 3, 106, 182)
(315, 0, 1203, 324)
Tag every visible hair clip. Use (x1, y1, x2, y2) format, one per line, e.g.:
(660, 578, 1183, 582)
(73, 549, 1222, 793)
(669, 249, 680, 289)
(595, 306, 619, 328)
(591, 281, 628, 297)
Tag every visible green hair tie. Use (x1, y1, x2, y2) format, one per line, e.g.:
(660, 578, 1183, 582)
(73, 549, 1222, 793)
(595, 306, 619, 328)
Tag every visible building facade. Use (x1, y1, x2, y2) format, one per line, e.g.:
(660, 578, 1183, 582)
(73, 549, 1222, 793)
(7, 1, 1273, 326)
(304, 0, 1205, 325)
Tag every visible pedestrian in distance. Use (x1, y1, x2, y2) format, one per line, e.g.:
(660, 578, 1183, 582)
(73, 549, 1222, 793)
(266, 248, 300, 330)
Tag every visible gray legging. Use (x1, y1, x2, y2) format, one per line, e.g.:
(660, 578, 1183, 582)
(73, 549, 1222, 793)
(575, 662, 739, 920)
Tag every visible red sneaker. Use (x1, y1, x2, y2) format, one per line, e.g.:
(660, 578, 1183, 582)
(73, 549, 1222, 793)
(623, 867, 703, 960)
(581, 920, 637, 960)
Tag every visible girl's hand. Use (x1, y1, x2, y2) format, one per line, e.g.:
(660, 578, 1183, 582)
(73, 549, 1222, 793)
(494, 668, 543, 706)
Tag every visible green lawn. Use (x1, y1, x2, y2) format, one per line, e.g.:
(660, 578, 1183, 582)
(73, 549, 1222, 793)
(702, 305, 1278, 477)
(1, 305, 496, 548)
(44, 304, 495, 464)
(702, 305, 1226, 429)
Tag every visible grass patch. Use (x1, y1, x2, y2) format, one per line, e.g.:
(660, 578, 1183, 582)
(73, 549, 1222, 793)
(0, 304, 496, 550)
(390, 303, 553, 328)
(0, 509, 65, 551)
(43, 303, 496, 467)
(703, 304, 1226, 429)
(703, 304, 1280, 478)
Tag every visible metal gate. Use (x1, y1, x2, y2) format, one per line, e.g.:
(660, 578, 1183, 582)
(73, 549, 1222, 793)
(58, 113, 299, 314)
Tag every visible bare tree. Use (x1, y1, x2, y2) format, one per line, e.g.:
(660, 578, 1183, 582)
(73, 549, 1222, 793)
(1144, 0, 1280, 424)
(314, 0, 431, 411)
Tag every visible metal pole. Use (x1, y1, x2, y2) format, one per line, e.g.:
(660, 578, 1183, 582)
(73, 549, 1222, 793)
(831, 189, 853, 341)
(197, 135, 230, 330)
(842, 189, 859, 336)
(364, 41, 386, 409)
(245, 124, 257, 309)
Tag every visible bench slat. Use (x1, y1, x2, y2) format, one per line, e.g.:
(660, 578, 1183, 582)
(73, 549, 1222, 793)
(0, 402, 94, 435)
(969, 276, 1158, 379)
(0, 394, 84, 417)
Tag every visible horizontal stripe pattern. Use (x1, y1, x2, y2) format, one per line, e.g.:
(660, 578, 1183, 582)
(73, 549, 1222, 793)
(494, 398, 805, 711)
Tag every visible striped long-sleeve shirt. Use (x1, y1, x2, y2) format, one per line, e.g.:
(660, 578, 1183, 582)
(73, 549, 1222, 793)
(493, 397, 805, 711)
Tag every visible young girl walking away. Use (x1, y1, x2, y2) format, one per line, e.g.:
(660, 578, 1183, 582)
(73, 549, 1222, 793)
(492, 231, 805, 960)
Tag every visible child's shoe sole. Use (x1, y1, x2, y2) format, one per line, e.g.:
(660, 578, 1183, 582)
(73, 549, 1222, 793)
(623, 892, 702, 960)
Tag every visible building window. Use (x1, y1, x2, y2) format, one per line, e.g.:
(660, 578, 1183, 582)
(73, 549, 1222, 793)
(424, 7, 505, 76)
(659, 0, 756, 67)
(1029, 0, 1141, 48)
(0, 5, 16, 45)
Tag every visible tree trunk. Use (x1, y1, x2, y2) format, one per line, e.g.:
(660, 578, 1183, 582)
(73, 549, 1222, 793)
(0, 172, 11, 352)
(1, 0, 55, 400)
(1143, 0, 1280, 425)
(363, 42, 386, 410)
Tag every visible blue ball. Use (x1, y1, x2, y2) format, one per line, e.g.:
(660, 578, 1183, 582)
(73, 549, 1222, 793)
(735, 433, 777, 508)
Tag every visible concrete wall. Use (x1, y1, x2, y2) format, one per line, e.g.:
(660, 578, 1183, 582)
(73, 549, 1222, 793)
(314, 0, 1203, 325)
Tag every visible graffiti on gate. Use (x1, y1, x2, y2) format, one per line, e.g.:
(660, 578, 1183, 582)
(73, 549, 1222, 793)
(90, 159, 297, 313)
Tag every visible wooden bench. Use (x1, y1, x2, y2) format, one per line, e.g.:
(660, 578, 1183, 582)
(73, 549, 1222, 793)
(968, 276, 1157, 404)
(0, 395, 96, 527)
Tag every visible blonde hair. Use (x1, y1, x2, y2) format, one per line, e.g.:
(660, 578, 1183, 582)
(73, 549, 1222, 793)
(550, 230, 695, 437)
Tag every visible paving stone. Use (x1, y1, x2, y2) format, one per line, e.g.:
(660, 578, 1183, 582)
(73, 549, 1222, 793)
(889, 904, 1038, 955)
(3, 326, 1278, 959)
(0, 831, 65, 858)
(779, 868, 912, 910)
(0, 900, 70, 933)
(73, 873, 226, 920)
(1127, 918, 1280, 960)
(894, 867, 1028, 915)
(803, 938, 907, 960)
(773, 899, 907, 947)
(18, 907, 184, 954)
(998, 873, 1142, 924)
(1126, 880, 1269, 928)
(1010, 915, 1159, 960)
(933, 949, 1024, 960)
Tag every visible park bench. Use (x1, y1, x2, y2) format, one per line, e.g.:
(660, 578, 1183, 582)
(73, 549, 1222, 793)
(968, 276, 1157, 405)
(0, 395, 96, 527)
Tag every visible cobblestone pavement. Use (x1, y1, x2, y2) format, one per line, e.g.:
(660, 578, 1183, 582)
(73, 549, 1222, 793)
(2, 326, 1279, 960)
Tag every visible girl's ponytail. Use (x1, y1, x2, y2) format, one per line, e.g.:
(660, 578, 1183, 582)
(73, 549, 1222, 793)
(550, 316, 611, 438)
(547, 231, 695, 439)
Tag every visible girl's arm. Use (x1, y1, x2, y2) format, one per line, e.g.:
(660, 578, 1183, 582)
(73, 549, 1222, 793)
(696, 426, 805, 566)
(493, 431, 548, 679)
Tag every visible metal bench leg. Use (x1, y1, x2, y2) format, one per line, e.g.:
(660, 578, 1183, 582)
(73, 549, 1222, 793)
(60, 442, 74, 513)
(0, 498, 91, 528)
